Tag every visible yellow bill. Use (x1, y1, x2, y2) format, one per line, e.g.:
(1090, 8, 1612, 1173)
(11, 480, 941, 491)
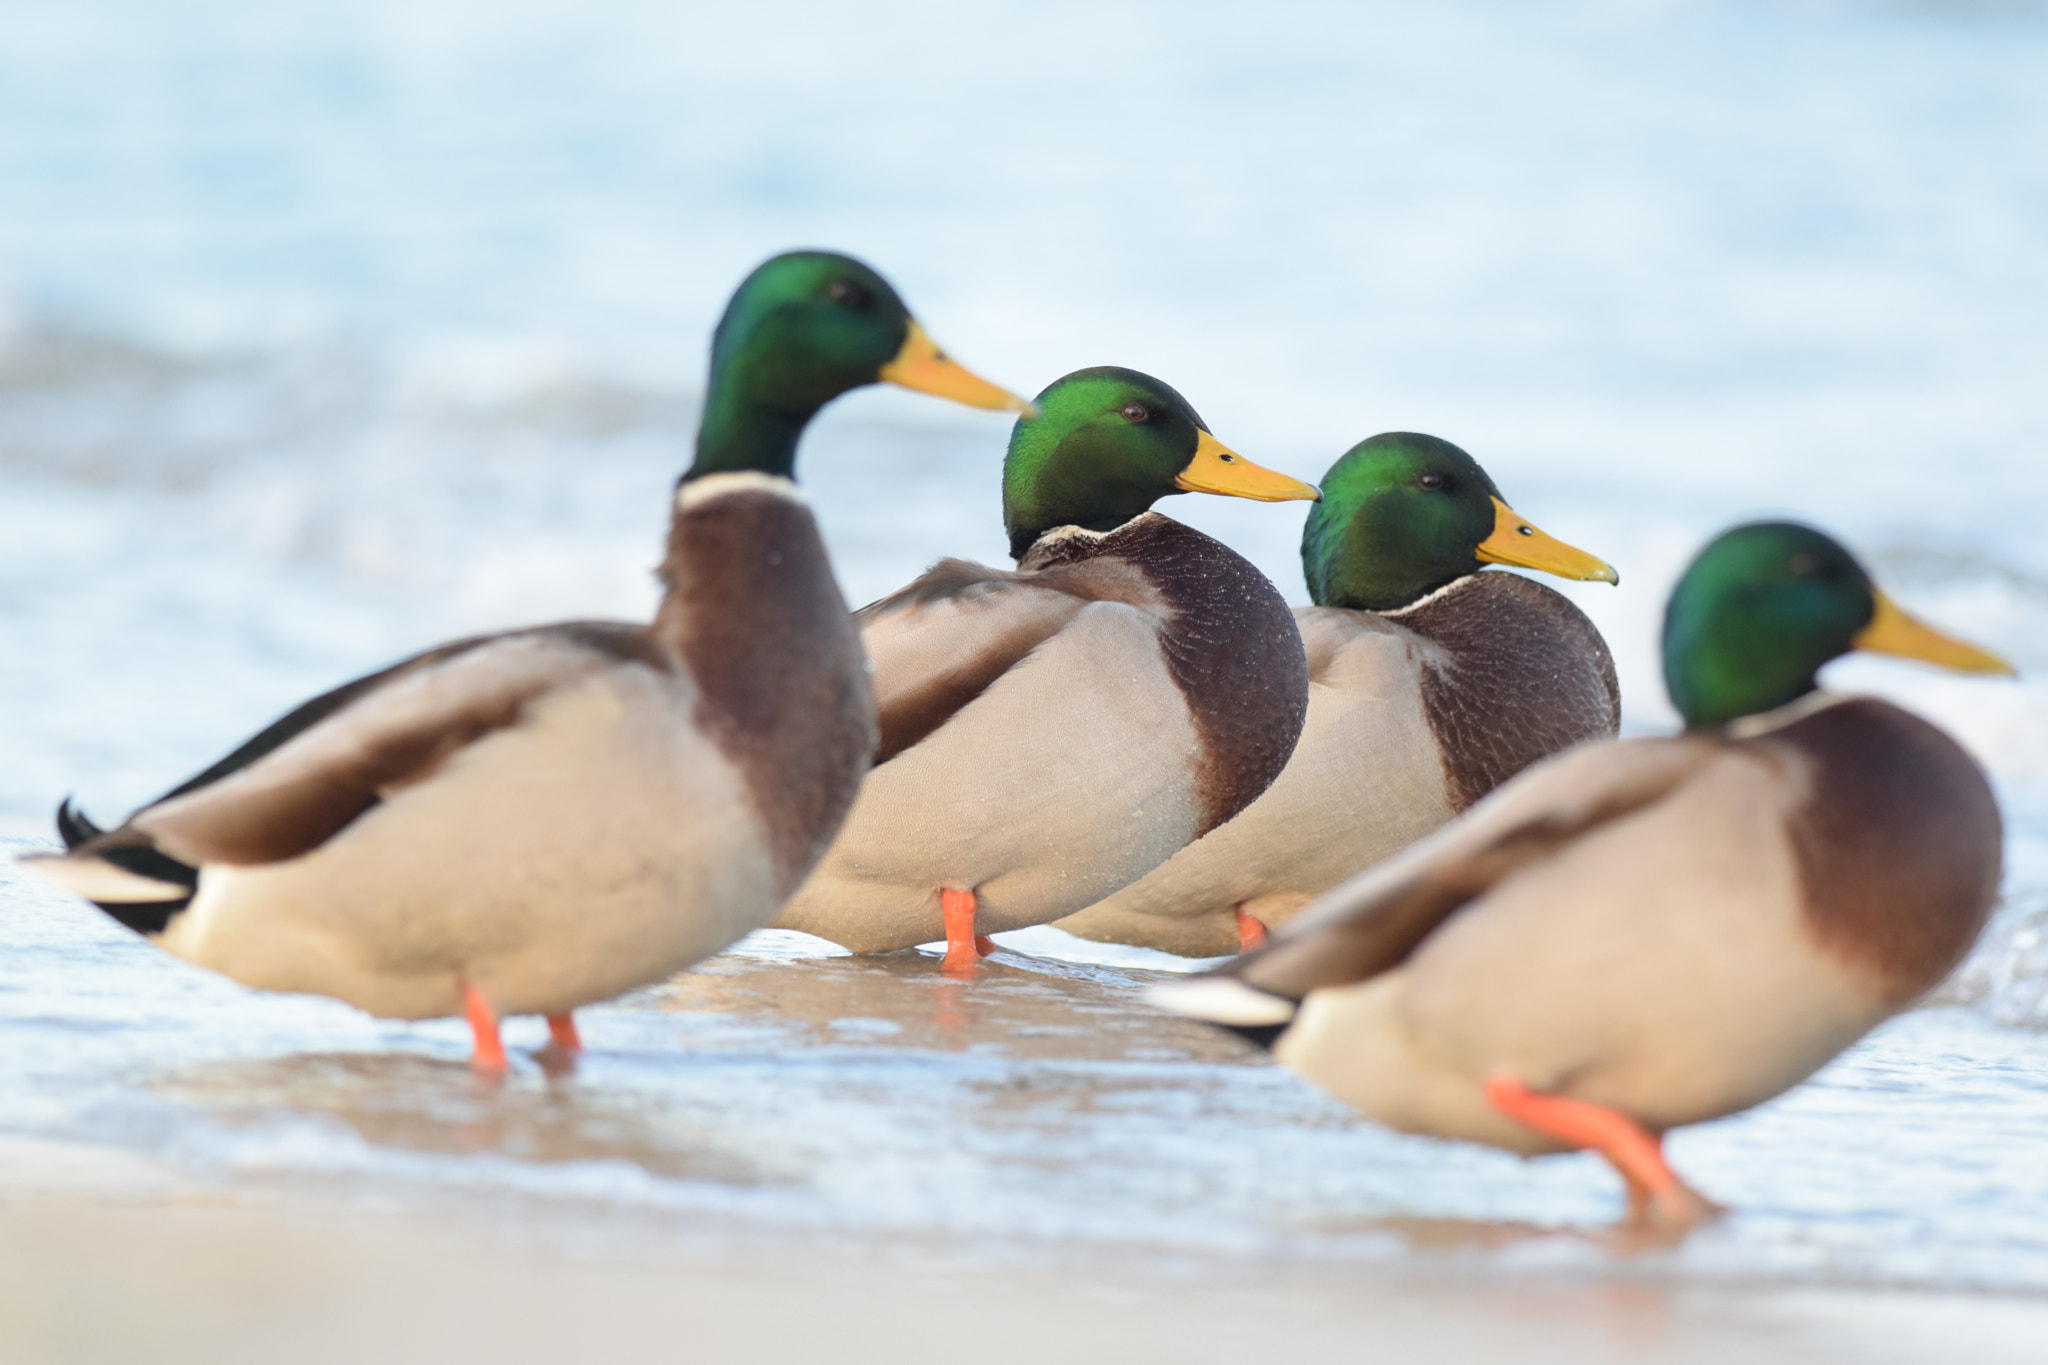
(1853, 590, 2016, 676)
(1474, 497, 1620, 584)
(878, 320, 1035, 416)
(1173, 430, 1321, 503)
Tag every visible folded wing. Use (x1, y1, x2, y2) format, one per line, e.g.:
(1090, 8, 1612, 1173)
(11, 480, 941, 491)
(858, 559, 1094, 764)
(1152, 736, 1718, 1027)
(26, 624, 655, 918)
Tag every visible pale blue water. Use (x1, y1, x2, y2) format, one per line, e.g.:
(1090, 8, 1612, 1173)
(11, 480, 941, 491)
(0, 0, 2045, 1295)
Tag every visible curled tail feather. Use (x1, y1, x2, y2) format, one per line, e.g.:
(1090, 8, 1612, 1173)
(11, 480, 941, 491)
(28, 799, 197, 936)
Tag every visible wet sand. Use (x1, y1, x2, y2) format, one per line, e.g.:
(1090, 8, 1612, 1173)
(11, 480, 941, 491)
(5, 1189, 2047, 1365)
(0, 915, 2045, 1363)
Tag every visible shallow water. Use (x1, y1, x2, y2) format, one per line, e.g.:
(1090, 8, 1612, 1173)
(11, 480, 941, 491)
(1, 0, 2046, 1326)
(4, 840, 2047, 1298)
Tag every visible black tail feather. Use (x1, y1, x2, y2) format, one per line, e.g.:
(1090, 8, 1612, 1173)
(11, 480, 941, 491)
(55, 797, 104, 850)
(1212, 1021, 1288, 1052)
(51, 798, 198, 936)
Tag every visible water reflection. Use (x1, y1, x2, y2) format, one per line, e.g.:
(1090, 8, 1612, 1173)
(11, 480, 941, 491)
(663, 944, 1261, 1065)
(154, 1051, 773, 1186)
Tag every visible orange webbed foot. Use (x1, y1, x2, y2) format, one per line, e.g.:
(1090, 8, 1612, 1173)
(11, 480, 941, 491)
(1624, 1177, 1725, 1237)
(1485, 1074, 1721, 1237)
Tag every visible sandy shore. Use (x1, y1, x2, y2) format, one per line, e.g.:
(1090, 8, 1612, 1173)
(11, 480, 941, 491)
(4, 1169, 2045, 1365)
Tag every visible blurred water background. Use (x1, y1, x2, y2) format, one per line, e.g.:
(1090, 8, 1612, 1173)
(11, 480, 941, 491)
(1, 0, 2046, 1312)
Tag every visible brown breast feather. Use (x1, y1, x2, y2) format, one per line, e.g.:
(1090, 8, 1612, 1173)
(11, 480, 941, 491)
(1079, 514, 1309, 836)
(1760, 697, 2002, 1006)
(659, 487, 877, 891)
(1398, 572, 1621, 811)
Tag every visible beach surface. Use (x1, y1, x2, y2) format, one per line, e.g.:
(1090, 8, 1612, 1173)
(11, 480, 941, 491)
(3, 860, 2046, 1361)
(8, 1194, 2047, 1365)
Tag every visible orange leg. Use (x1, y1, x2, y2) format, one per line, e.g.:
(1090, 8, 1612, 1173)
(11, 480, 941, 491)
(1234, 905, 1268, 953)
(463, 983, 508, 1074)
(1484, 1074, 1718, 1233)
(940, 888, 991, 977)
(546, 1013, 581, 1054)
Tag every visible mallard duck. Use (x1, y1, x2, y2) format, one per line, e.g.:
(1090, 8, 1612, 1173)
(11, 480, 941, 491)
(1153, 521, 2013, 1231)
(771, 366, 1321, 972)
(1056, 432, 1620, 958)
(22, 250, 1030, 1071)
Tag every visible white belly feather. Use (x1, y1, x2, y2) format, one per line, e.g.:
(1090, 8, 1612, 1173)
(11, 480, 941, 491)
(160, 668, 774, 1019)
(775, 602, 1205, 952)
(1057, 613, 1455, 956)
(1277, 753, 1880, 1151)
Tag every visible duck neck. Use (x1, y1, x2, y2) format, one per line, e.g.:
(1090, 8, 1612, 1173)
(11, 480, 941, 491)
(683, 359, 820, 483)
(1007, 506, 1152, 561)
(1307, 520, 1472, 613)
(1673, 662, 1821, 733)
(1003, 466, 1167, 560)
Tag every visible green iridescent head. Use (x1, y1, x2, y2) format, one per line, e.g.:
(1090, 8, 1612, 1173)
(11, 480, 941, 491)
(686, 250, 1028, 482)
(1000, 366, 1319, 559)
(1662, 522, 2013, 730)
(1301, 433, 1617, 611)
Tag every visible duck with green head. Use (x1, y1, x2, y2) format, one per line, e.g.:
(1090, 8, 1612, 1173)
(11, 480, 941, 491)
(772, 366, 1322, 971)
(1058, 432, 1619, 958)
(1155, 521, 2013, 1232)
(25, 250, 1029, 1071)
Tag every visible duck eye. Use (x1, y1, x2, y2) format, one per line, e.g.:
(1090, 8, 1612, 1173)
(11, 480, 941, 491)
(826, 280, 869, 308)
(1788, 552, 1819, 579)
(1120, 403, 1150, 423)
(1418, 473, 1445, 490)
